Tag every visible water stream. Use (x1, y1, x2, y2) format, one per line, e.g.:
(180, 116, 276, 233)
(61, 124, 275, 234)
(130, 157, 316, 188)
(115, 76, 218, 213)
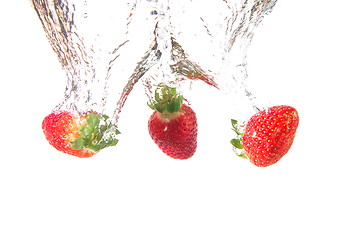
(31, 0, 277, 138)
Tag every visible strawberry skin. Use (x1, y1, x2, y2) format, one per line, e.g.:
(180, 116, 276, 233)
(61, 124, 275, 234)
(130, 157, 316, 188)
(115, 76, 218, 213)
(231, 105, 299, 167)
(243, 105, 299, 167)
(148, 104, 197, 160)
(42, 111, 94, 158)
(42, 110, 119, 158)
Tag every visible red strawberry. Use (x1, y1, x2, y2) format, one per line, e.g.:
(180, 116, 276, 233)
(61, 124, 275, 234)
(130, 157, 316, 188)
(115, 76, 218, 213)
(42, 110, 119, 158)
(148, 85, 197, 160)
(231, 105, 299, 167)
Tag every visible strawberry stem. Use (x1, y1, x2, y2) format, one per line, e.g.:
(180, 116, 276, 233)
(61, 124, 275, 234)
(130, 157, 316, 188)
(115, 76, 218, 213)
(148, 85, 183, 114)
(70, 112, 120, 152)
(230, 119, 247, 159)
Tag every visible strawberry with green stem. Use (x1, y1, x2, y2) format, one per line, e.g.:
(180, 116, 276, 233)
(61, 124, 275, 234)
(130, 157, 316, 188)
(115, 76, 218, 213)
(42, 110, 120, 158)
(231, 105, 299, 167)
(148, 85, 198, 160)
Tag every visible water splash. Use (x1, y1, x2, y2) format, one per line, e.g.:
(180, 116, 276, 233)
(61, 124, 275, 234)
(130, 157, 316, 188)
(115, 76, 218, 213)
(31, 0, 278, 141)
(220, 0, 278, 119)
(95, 0, 278, 127)
(30, 0, 136, 115)
(112, 0, 222, 115)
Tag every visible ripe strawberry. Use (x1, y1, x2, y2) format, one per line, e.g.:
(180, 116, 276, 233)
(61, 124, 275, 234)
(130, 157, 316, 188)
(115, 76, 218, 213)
(231, 105, 299, 167)
(42, 110, 119, 158)
(148, 85, 197, 160)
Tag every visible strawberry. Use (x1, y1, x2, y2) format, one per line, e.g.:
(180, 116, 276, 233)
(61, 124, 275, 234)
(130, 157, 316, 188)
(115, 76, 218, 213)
(148, 85, 197, 160)
(231, 105, 299, 167)
(42, 110, 119, 158)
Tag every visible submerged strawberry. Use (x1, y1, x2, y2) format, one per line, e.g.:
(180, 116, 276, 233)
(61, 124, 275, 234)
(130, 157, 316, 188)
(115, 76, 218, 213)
(231, 105, 299, 167)
(148, 85, 197, 160)
(42, 110, 119, 158)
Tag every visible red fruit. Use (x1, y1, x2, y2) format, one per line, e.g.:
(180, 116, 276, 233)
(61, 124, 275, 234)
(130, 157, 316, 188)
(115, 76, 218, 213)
(42, 110, 119, 158)
(231, 105, 299, 167)
(148, 85, 197, 160)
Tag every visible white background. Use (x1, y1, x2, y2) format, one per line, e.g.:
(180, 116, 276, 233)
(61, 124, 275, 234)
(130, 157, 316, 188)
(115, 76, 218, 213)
(1, 0, 361, 239)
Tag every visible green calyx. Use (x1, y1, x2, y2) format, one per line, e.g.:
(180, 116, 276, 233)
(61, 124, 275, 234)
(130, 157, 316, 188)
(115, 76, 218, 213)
(230, 119, 247, 159)
(70, 112, 120, 152)
(148, 85, 183, 114)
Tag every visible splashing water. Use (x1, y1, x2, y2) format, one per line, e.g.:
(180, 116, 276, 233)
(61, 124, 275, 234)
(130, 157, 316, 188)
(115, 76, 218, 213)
(111, 0, 278, 121)
(31, 0, 277, 143)
(219, 0, 278, 117)
(30, 0, 136, 114)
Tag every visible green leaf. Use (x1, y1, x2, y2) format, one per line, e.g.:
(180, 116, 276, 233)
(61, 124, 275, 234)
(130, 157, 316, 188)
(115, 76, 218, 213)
(87, 143, 101, 152)
(231, 119, 243, 136)
(155, 91, 161, 103)
(230, 138, 243, 150)
(147, 101, 156, 110)
(74, 113, 120, 153)
(232, 128, 243, 136)
(149, 85, 183, 113)
(99, 125, 107, 133)
(79, 126, 92, 138)
(169, 87, 177, 97)
(236, 153, 248, 159)
(102, 114, 109, 121)
(111, 138, 119, 146)
(87, 113, 100, 127)
(71, 138, 86, 150)
(154, 103, 164, 113)
(231, 119, 238, 128)
(167, 96, 182, 113)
